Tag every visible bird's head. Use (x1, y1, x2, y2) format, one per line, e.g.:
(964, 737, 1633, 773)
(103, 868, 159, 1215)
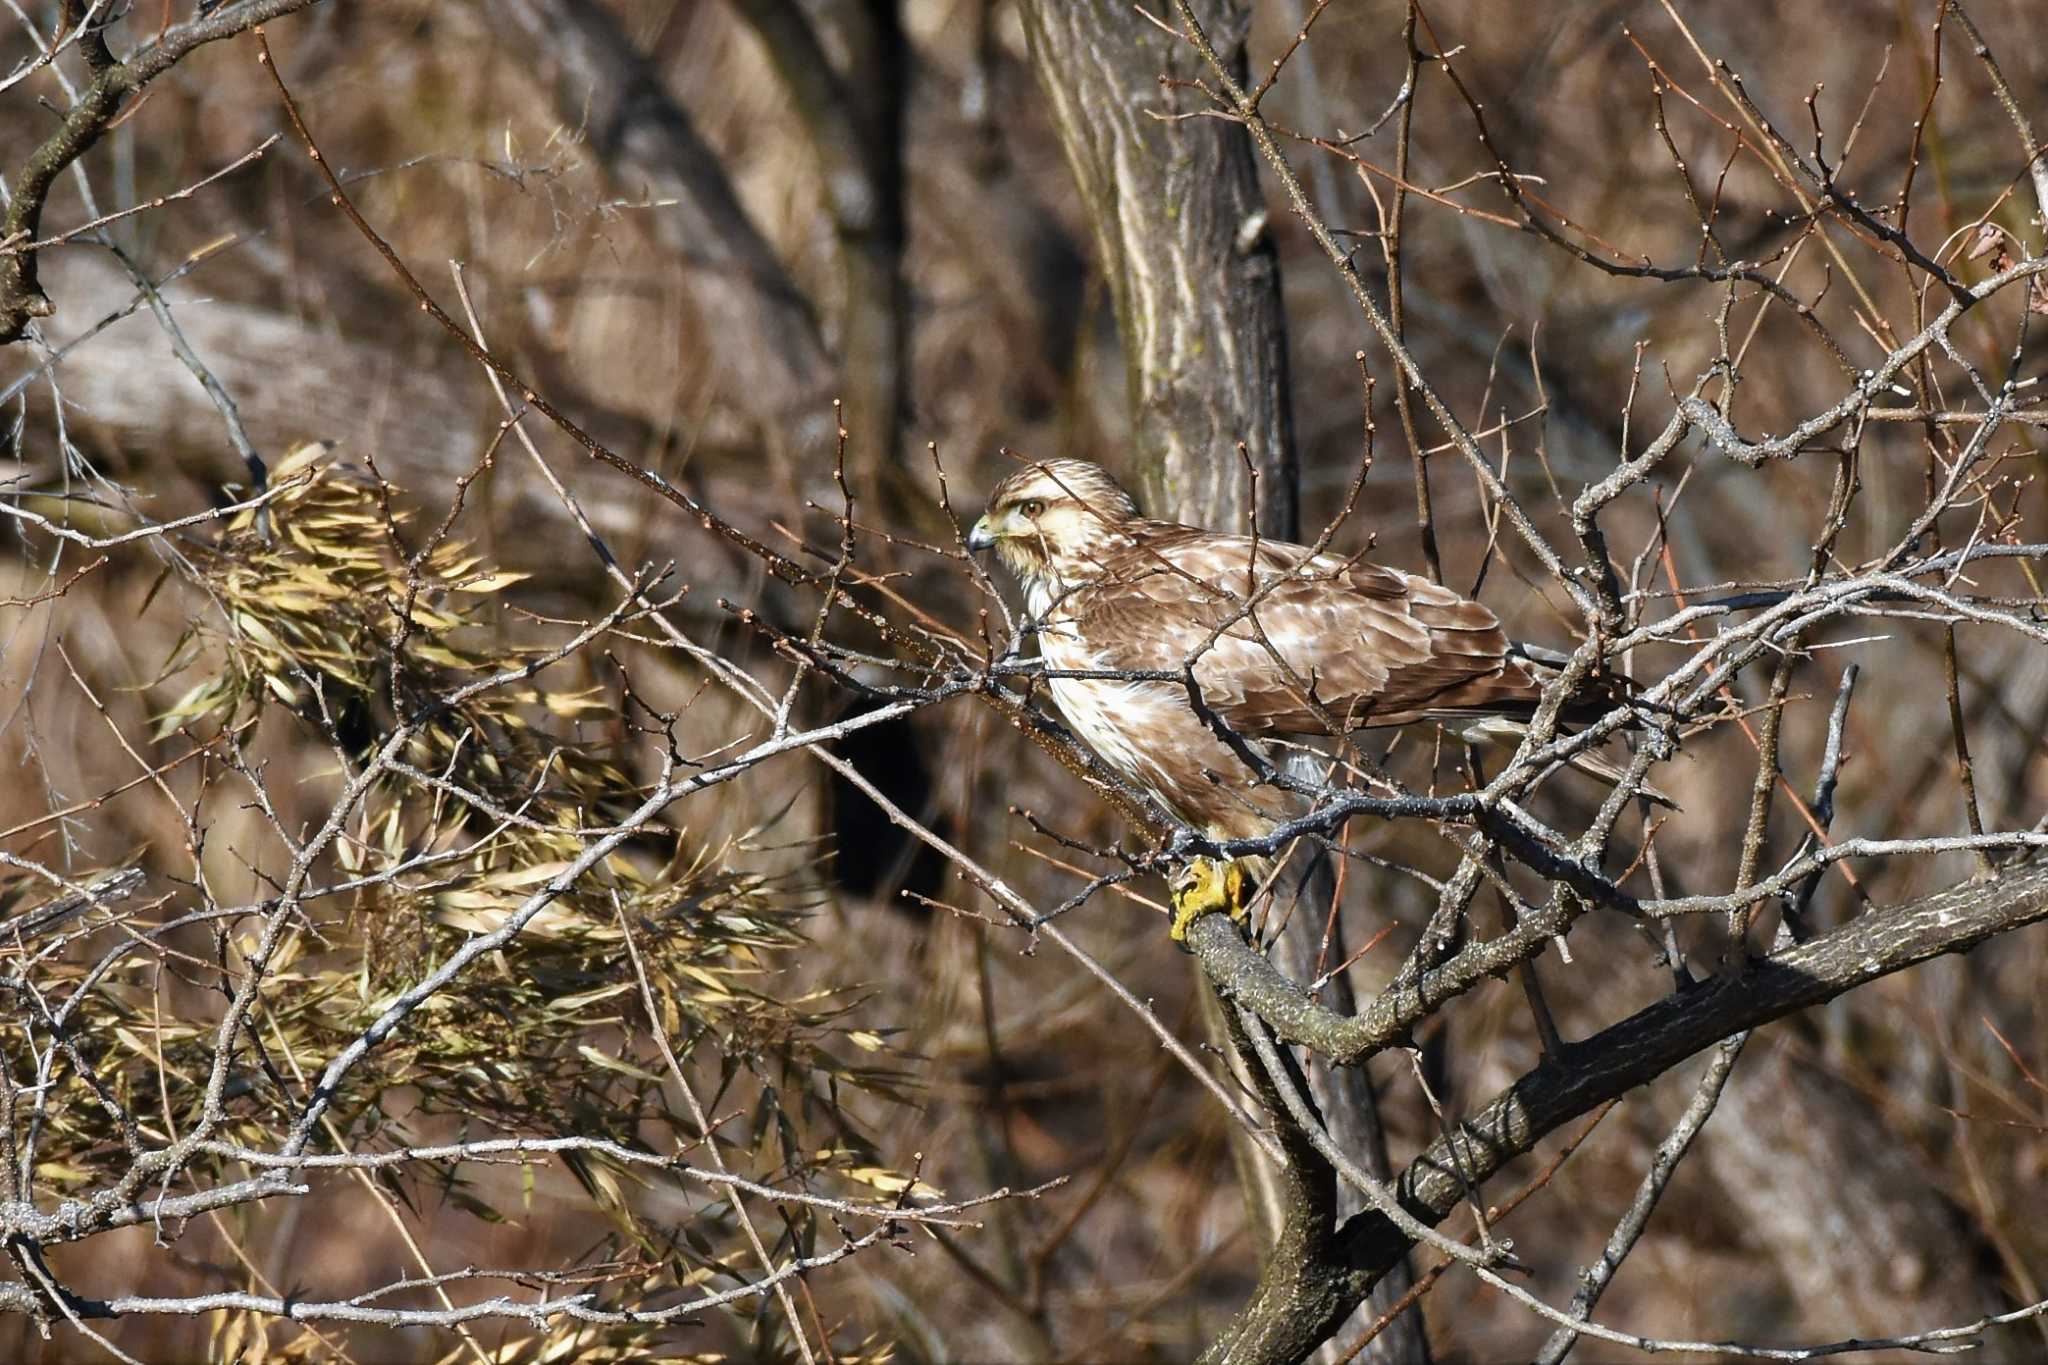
(967, 460, 1141, 593)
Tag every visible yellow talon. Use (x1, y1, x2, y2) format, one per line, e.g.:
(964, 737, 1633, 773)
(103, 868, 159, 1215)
(1168, 857, 1252, 943)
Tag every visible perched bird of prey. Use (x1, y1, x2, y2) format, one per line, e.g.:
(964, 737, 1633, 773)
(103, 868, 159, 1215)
(967, 458, 1634, 939)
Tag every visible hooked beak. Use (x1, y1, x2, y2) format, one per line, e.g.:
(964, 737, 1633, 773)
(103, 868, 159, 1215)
(966, 516, 997, 553)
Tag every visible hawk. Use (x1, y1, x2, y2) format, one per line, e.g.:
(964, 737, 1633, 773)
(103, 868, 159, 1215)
(967, 459, 1632, 938)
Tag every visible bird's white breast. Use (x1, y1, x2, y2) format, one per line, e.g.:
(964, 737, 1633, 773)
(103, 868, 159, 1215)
(1035, 617, 1178, 797)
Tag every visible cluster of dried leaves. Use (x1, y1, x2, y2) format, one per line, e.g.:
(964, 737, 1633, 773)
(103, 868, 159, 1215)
(7, 443, 918, 1360)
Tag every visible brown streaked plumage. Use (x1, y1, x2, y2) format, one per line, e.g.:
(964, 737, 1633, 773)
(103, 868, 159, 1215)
(967, 459, 1606, 842)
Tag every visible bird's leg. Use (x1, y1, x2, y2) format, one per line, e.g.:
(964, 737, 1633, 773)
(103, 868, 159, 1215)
(1168, 856, 1253, 944)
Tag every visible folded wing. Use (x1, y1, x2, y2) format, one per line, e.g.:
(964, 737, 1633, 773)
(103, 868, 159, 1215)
(1066, 525, 1547, 736)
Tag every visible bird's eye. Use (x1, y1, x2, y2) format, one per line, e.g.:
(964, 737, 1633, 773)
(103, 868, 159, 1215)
(1018, 498, 1045, 518)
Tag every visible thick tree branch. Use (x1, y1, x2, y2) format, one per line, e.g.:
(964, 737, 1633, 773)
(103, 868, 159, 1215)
(1185, 864, 1580, 1067)
(1198, 859, 2048, 1361)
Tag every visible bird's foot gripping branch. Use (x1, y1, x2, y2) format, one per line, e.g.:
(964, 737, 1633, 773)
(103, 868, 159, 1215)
(1168, 856, 1256, 944)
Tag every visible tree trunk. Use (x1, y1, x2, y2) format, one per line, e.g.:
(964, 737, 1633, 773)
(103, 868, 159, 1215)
(1017, 6, 1425, 1360)
(1016, 0, 1296, 539)
(1267, 840, 1432, 1365)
